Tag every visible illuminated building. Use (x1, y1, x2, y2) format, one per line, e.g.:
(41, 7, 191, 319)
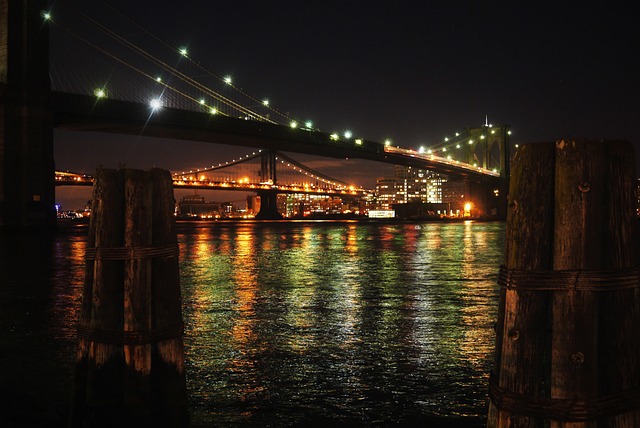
(177, 194, 219, 218)
(375, 178, 402, 210)
(394, 165, 446, 204)
(375, 166, 447, 210)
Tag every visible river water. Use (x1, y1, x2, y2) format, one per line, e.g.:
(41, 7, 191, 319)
(0, 219, 504, 427)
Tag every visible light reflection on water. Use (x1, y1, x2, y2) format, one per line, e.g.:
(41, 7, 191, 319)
(0, 220, 503, 426)
(179, 220, 504, 427)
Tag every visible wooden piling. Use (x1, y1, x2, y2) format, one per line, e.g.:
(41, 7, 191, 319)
(487, 140, 640, 427)
(69, 168, 187, 428)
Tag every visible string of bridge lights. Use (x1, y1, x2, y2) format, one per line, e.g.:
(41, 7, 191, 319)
(173, 149, 350, 188)
(45, 5, 271, 124)
(45, 6, 321, 133)
(274, 154, 350, 188)
(174, 151, 262, 177)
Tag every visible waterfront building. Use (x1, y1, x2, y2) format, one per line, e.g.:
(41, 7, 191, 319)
(177, 194, 247, 219)
(177, 194, 220, 218)
(394, 165, 447, 204)
(441, 178, 471, 215)
(375, 178, 402, 210)
(375, 166, 447, 212)
(283, 194, 361, 217)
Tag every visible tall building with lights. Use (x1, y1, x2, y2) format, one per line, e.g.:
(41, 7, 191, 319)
(375, 167, 447, 209)
(394, 166, 446, 204)
(375, 178, 401, 209)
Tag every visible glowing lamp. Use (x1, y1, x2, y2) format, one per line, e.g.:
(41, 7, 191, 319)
(149, 99, 162, 109)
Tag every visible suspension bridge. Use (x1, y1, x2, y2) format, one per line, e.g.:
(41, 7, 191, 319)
(55, 150, 365, 196)
(1, 0, 511, 227)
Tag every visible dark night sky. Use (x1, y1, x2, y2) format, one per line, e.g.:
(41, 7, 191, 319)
(51, 1, 639, 209)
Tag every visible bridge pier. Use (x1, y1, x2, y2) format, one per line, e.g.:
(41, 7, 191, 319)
(255, 189, 282, 220)
(0, 0, 56, 229)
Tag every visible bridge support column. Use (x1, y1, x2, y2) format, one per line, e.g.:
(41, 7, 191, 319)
(255, 189, 282, 220)
(0, 0, 56, 229)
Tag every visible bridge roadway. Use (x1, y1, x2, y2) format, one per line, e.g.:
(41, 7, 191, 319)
(52, 91, 501, 182)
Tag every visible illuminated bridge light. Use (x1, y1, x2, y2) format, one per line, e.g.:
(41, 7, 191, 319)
(262, 99, 269, 106)
(149, 99, 162, 110)
(384, 139, 391, 146)
(344, 131, 352, 139)
(94, 88, 106, 98)
(42, 11, 52, 20)
(508, 130, 512, 135)
(355, 139, 362, 145)
(442, 148, 447, 152)
(305, 121, 313, 128)
(156, 77, 162, 82)
(468, 140, 474, 144)
(179, 47, 188, 56)
(444, 137, 449, 141)
(199, 98, 206, 105)
(330, 133, 339, 141)
(480, 135, 485, 139)
(456, 144, 460, 148)
(455, 132, 460, 136)
(224, 76, 232, 84)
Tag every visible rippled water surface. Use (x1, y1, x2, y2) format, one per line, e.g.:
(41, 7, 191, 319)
(0, 220, 504, 427)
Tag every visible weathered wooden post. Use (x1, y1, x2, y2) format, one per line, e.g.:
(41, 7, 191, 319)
(69, 168, 187, 428)
(488, 140, 640, 427)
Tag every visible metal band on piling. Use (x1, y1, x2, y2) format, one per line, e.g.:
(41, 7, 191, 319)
(488, 373, 640, 422)
(77, 322, 184, 346)
(85, 244, 179, 261)
(498, 264, 640, 292)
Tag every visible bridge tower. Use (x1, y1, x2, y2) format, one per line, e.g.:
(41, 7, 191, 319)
(458, 123, 510, 175)
(0, 0, 56, 229)
(449, 123, 511, 218)
(255, 149, 282, 219)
